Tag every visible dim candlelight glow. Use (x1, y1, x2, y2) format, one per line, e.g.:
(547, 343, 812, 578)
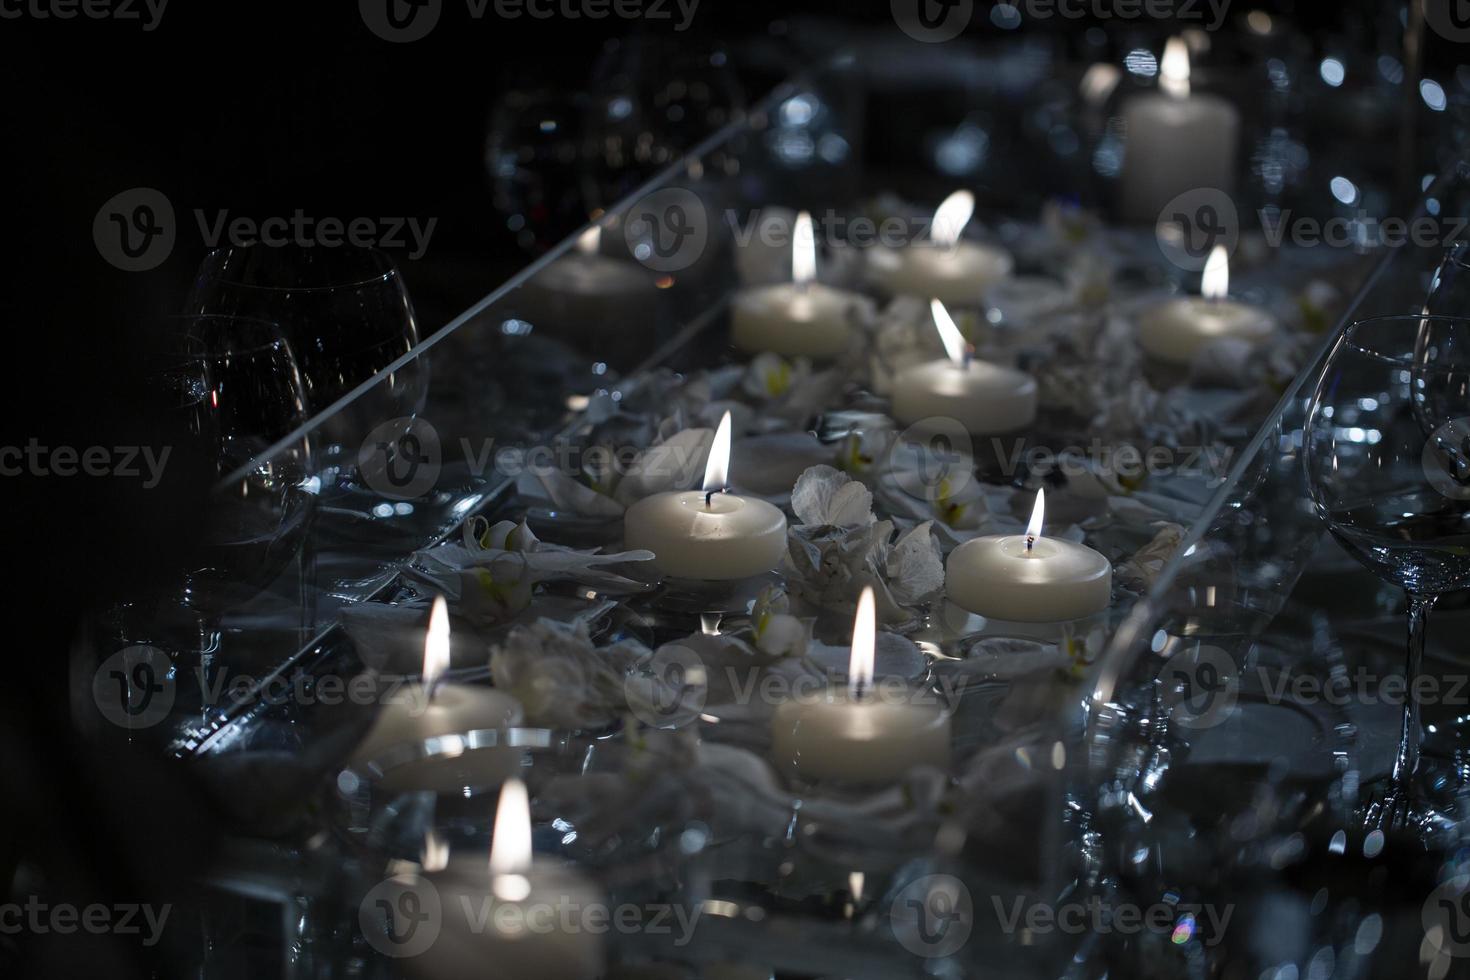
(1025, 488, 1045, 552)
(930, 190, 975, 249)
(575, 224, 600, 256)
(931, 299, 969, 368)
(423, 594, 450, 697)
(1201, 245, 1229, 301)
(421, 830, 449, 873)
(703, 411, 732, 494)
(490, 778, 533, 900)
(792, 210, 816, 286)
(1160, 36, 1191, 98)
(847, 586, 877, 700)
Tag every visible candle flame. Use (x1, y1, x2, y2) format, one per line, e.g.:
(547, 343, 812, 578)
(1025, 487, 1045, 546)
(847, 585, 877, 699)
(421, 830, 449, 873)
(931, 190, 974, 249)
(1160, 36, 1191, 98)
(931, 299, 968, 368)
(575, 223, 600, 256)
(792, 210, 816, 286)
(489, 777, 533, 897)
(702, 411, 732, 492)
(423, 594, 450, 694)
(1201, 245, 1228, 300)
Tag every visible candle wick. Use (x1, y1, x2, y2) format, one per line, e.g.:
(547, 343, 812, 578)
(962, 347, 973, 369)
(704, 487, 727, 508)
(1025, 533, 1036, 553)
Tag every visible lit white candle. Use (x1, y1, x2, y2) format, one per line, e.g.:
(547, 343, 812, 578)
(771, 587, 951, 783)
(731, 211, 871, 359)
(1119, 38, 1240, 223)
(623, 412, 788, 580)
(890, 299, 1038, 434)
(866, 190, 1014, 307)
(945, 489, 1112, 622)
(393, 779, 605, 980)
(351, 596, 524, 768)
(1136, 245, 1277, 366)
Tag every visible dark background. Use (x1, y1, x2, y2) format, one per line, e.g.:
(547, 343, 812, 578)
(0, 1, 1443, 975)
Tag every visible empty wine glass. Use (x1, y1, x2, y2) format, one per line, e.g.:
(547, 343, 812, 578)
(1304, 313, 1470, 834)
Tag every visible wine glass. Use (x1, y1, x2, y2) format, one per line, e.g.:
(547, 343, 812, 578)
(1304, 313, 1470, 834)
(184, 244, 425, 420)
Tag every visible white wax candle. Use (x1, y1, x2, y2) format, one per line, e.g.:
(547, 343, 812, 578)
(730, 210, 870, 359)
(351, 597, 524, 768)
(391, 781, 605, 980)
(866, 189, 1013, 308)
(890, 299, 1038, 435)
(730, 282, 866, 358)
(944, 490, 1112, 622)
(771, 588, 951, 783)
(623, 412, 788, 580)
(1136, 245, 1276, 365)
(1118, 38, 1240, 224)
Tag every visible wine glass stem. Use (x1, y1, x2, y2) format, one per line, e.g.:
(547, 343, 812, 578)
(1391, 592, 1438, 797)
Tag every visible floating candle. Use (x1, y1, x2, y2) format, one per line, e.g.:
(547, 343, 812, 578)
(350, 596, 524, 768)
(771, 587, 951, 783)
(891, 299, 1038, 435)
(523, 224, 659, 358)
(623, 412, 788, 580)
(1136, 245, 1277, 366)
(731, 211, 871, 358)
(945, 489, 1112, 622)
(866, 190, 1014, 307)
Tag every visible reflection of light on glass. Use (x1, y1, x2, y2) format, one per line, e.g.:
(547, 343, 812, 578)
(780, 94, 815, 126)
(1330, 176, 1359, 205)
(1124, 48, 1158, 78)
(818, 134, 849, 163)
(1079, 63, 1120, 105)
(1319, 57, 1345, 87)
(1246, 10, 1272, 34)
(1378, 55, 1404, 84)
(608, 96, 632, 120)
(1421, 79, 1448, 112)
(501, 319, 533, 336)
(934, 124, 989, 176)
(990, 3, 1021, 28)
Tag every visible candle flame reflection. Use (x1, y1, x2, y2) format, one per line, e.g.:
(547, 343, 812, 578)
(931, 299, 968, 368)
(703, 411, 732, 493)
(423, 594, 451, 696)
(792, 210, 816, 286)
(847, 586, 877, 700)
(1025, 488, 1045, 550)
(1201, 244, 1228, 301)
(931, 190, 975, 249)
(490, 777, 534, 898)
(576, 223, 601, 256)
(1160, 36, 1190, 98)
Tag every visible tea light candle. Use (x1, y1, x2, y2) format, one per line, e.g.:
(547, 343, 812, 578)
(390, 780, 605, 980)
(771, 587, 951, 783)
(945, 489, 1112, 622)
(866, 190, 1014, 307)
(1136, 245, 1276, 365)
(623, 412, 788, 580)
(731, 211, 870, 358)
(891, 299, 1038, 435)
(1119, 38, 1240, 224)
(351, 597, 524, 768)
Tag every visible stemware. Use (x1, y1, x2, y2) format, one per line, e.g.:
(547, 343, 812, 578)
(1304, 313, 1470, 833)
(184, 244, 424, 420)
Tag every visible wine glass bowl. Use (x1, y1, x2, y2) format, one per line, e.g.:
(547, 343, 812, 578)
(1304, 314, 1470, 833)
